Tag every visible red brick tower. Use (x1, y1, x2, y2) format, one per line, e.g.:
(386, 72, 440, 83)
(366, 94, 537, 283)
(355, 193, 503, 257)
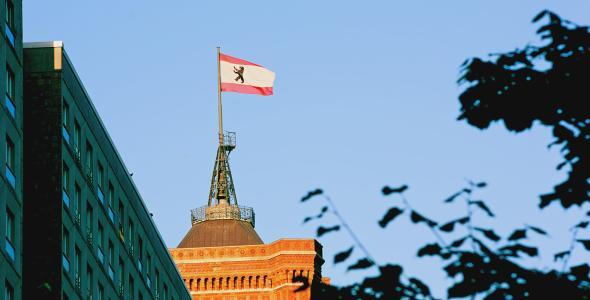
(169, 130, 325, 299)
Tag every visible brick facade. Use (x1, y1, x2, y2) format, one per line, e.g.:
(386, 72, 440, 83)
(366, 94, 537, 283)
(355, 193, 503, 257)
(170, 239, 325, 300)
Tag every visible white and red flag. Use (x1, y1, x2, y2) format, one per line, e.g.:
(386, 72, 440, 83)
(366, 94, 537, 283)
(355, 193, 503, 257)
(219, 53, 275, 96)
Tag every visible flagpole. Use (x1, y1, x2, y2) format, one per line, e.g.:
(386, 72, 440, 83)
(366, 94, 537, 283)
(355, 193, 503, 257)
(217, 47, 223, 145)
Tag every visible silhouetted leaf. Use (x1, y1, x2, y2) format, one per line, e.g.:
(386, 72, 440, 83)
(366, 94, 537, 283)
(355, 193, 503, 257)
(570, 264, 590, 279)
(554, 250, 570, 261)
(347, 258, 374, 271)
(439, 221, 456, 232)
(409, 278, 431, 295)
(382, 185, 409, 195)
(450, 237, 467, 248)
(527, 225, 547, 235)
(320, 206, 329, 214)
(456, 216, 470, 224)
(301, 189, 323, 202)
(508, 229, 527, 241)
(303, 216, 314, 224)
(316, 225, 340, 237)
(475, 227, 501, 242)
(334, 246, 354, 264)
(499, 244, 538, 257)
(575, 221, 589, 229)
(410, 211, 438, 227)
(378, 207, 404, 228)
(576, 239, 590, 251)
(470, 200, 495, 217)
(444, 188, 471, 203)
(417, 243, 442, 257)
(475, 182, 487, 188)
(292, 275, 310, 292)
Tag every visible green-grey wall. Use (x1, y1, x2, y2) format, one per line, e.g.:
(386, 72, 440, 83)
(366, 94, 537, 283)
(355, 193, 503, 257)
(1, 0, 23, 299)
(24, 45, 190, 300)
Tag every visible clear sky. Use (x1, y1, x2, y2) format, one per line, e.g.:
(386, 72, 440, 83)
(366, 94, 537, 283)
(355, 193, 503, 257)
(24, 0, 590, 296)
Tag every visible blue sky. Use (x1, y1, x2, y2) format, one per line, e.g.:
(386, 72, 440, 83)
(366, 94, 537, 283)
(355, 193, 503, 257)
(25, 0, 590, 295)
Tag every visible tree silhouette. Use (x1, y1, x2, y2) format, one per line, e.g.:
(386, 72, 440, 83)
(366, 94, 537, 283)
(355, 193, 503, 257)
(301, 11, 590, 299)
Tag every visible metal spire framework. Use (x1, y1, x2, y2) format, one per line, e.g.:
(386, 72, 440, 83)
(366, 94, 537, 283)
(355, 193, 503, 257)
(190, 47, 255, 227)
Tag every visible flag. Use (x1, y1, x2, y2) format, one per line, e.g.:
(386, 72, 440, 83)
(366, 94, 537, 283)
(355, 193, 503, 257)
(219, 53, 275, 96)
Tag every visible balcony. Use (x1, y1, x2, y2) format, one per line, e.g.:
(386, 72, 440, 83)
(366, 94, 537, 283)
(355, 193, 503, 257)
(62, 254, 70, 272)
(62, 126, 70, 144)
(97, 247, 104, 264)
(5, 94, 15, 119)
(5, 238, 15, 261)
(5, 165, 16, 189)
(75, 274, 81, 292)
(5, 23, 15, 48)
(63, 190, 71, 208)
(97, 188, 105, 205)
(86, 227, 93, 247)
(74, 211, 81, 227)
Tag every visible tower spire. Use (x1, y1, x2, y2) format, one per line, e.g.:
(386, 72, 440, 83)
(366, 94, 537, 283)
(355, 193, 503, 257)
(208, 47, 238, 207)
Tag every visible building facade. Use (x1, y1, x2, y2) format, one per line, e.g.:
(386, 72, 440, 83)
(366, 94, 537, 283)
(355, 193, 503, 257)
(1, 0, 22, 299)
(23, 42, 190, 300)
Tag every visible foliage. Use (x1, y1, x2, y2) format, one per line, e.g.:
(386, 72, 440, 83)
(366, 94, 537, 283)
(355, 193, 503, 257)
(299, 11, 590, 299)
(458, 10, 590, 208)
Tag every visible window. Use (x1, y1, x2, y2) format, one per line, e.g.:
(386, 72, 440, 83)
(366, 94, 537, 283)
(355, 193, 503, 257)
(63, 163, 70, 207)
(128, 218, 134, 247)
(63, 100, 69, 126)
(62, 101, 70, 143)
(86, 202, 93, 236)
(5, 136, 15, 188)
(118, 258, 124, 285)
(98, 283, 104, 300)
(63, 227, 70, 272)
(5, 1, 15, 47)
(5, 65, 15, 118)
(5, 208, 15, 261)
(5, 281, 14, 300)
(107, 183, 115, 222)
(97, 223, 104, 263)
(98, 163, 104, 189)
(85, 142, 93, 170)
(108, 240, 115, 280)
(86, 265, 93, 295)
(129, 275, 135, 300)
(75, 184, 82, 216)
(138, 237, 143, 271)
(74, 121, 81, 153)
(75, 246, 82, 277)
(118, 201, 125, 239)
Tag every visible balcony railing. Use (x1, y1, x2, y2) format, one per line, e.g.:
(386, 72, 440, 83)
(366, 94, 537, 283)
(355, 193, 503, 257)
(5, 165, 16, 189)
(75, 274, 81, 291)
(5, 238, 15, 261)
(85, 167, 94, 185)
(5, 23, 15, 47)
(62, 254, 70, 272)
(74, 211, 82, 227)
(63, 190, 71, 208)
(191, 205, 255, 227)
(86, 227, 93, 247)
(62, 126, 70, 144)
(5, 94, 15, 119)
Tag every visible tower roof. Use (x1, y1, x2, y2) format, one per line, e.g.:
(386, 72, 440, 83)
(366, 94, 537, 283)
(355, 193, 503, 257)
(177, 219, 263, 248)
